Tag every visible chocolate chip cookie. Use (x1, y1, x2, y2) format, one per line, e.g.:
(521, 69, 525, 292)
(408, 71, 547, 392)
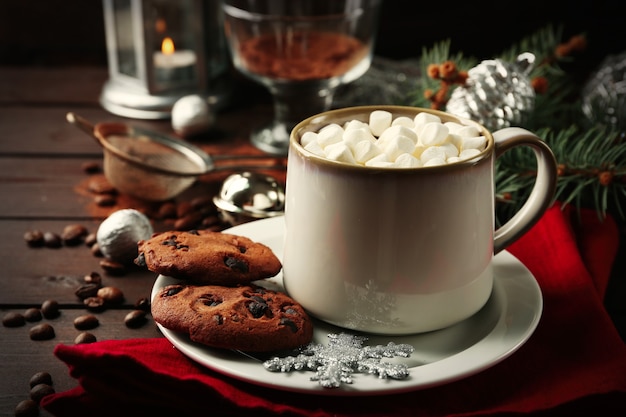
(151, 284, 313, 352)
(135, 230, 282, 285)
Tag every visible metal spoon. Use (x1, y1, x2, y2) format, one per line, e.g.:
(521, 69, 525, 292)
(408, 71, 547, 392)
(213, 171, 285, 225)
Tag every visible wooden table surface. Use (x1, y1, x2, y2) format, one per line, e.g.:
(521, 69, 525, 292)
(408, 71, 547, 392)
(0, 65, 286, 416)
(1, 65, 625, 417)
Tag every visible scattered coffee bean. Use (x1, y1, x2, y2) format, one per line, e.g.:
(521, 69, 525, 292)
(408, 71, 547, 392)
(124, 310, 148, 328)
(73, 314, 99, 330)
(134, 297, 151, 312)
(94, 194, 117, 207)
(24, 230, 45, 247)
(14, 399, 38, 417)
(174, 211, 203, 231)
(88, 176, 116, 194)
(83, 271, 102, 285)
(30, 383, 55, 404)
(190, 195, 214, 210)
(29, 371, 53, 388)
(74, 283, 101, 300)
(83, 296, 106, 312)
(23, 308, 43, 322)
(99, 259, 126, 275)
(157, 202, 177, 219)
(91, 242, 103, 257)
(2, 312, 25, 327)
(84, 232, 97, 247)
(43, 232, 62, 248)
(97, 286, 125, 304)
(40, 300, 60, 319)
(81, 161, 101, 174)
(29, 323, 55, 340)
(61, 224, 88, 246)
(74, 332, 97, 344)
(176, 201, 194, 218)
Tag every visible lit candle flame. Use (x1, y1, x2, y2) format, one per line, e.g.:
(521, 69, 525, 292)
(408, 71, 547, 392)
(161, 37, 175, 55)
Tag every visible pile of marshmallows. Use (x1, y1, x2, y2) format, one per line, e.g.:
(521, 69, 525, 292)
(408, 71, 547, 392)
(300, 110, 487, 168)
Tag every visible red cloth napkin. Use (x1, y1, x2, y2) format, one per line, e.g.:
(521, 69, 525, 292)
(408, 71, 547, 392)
(42, 202, 626, 417)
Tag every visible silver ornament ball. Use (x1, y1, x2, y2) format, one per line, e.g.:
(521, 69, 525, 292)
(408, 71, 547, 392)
(446, 53, 536, 131)
(171, 94, 215, 138)
(96, 209, 154, 265)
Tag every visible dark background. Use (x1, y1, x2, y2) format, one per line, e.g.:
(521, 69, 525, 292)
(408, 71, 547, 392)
(0, 0, 623, 75)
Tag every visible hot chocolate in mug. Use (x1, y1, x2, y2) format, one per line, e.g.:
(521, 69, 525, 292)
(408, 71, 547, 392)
(282, 105, 557, 335)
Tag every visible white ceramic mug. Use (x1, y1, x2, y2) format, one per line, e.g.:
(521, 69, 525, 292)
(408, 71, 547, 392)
(282, 106, 557, 335)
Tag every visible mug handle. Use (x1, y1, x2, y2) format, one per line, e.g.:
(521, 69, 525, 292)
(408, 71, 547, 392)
(493, 127, 558, 254)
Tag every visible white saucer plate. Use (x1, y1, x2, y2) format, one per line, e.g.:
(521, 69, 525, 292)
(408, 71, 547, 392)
(151, 217, 542, 396)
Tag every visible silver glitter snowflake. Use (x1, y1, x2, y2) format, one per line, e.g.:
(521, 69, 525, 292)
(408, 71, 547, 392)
(263, 333, 414, 388)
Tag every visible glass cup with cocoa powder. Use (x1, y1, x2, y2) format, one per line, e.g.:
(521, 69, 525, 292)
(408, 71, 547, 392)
(222, 0, 382, 155)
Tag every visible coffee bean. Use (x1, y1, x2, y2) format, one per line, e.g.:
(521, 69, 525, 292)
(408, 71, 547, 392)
(124, 310, 148, 328)
(73, 314, 99, 330)
(190, 195, 214, 210)
(99, 259, 126, 275)
(91, 242, 103, 257)
(23, 308, 42, 322)
(176, 201, 194, 218)
(2, 312, 25, 327)
(84, 232, 97, 247)
(157, 201, 177, 219)
(97, 286, 125, 304)
(94, 194, 117, 207)
(29, 371, 52, 388)
(83, 271, 102, 285)
(174, 211, 203, 231)
(30, 383, 55, 404)
(83, 296, 106, 312)
(74, 283, 101, 300)
(29, 323, 55, 340)
(88, 176, 116, 194)
(43, 232, 62, 248)
(74, 332, 97, 344)
(14, 399, 38, 417)
(61, 224, 88, 246)
(40, 300, 60, 319)
(81, 161, 101, 174)
(134, 297, 151, 312)
(24, 230, 45, 247)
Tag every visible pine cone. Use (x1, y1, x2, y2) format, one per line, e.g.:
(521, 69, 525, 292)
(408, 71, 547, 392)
(446, 53, 536, 130)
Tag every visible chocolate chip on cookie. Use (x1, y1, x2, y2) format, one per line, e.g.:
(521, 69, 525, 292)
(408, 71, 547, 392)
(135, 230, 282, 285)
(151, 284, 313, 352)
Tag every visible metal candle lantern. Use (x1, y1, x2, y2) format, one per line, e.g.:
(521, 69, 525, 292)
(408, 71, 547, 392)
(100, 0, 231, 119)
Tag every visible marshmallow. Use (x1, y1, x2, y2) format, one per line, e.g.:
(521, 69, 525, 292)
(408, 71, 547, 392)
(391, 116, 415, 128)
(394, 153, 421, 168)
(414, 112, 442, 136)
(317, 123, 344, 148)
(423, 157, 447, 167)
(325, 142, 356, 164)
(419, 122, 449, 146)
(304, 139, 325, 157)
(440, 142, 460, 159)
(301, 110, 489, 169)
(300, 131, 318, 147)
(420, 146, 447, 164)
(459, 148, 482, 160)
(364, 152, 390, 167)
(369, 110, 392, 137)
(456, 125, 481, 137)
(354, 140, 382, 164)
(443, 121, 464, 134)
(343, 119, 369, 131)
(343, 127, 376, 150)
(378, 125, 418, 147)
(461, 135, 487, 151)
